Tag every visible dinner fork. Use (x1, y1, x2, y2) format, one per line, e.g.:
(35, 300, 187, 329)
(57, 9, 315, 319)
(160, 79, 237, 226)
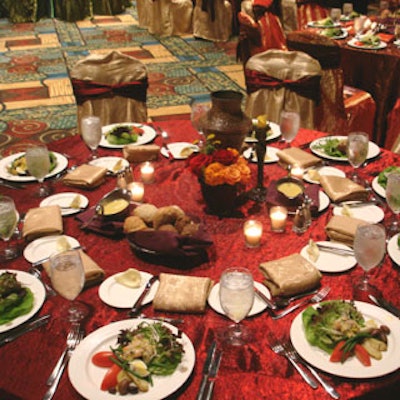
(271, 287, 330, 320)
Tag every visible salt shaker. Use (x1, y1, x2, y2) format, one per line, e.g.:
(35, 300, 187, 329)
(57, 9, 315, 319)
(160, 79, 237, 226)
(302, 195, 312, 228)
(292, 205, 307, 234)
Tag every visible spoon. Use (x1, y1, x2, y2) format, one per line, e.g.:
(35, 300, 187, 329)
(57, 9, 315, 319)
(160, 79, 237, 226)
(273, 289, 319, 309)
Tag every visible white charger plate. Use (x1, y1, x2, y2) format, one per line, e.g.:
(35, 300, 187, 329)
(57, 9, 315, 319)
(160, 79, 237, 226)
(387, 233, 400, 265)
(100, 123, 156, 149)
(303, 166, 346, 184)
(89, 156, 129, 174)
(0, 270, 46, 333)
(98, 271, 159, 308)
(68, 318, 195, 400)
(332, 203, 384, 223)
(160, 142, 199, 160)
(290, 301, 400, 378)
(320, 29, 348, 40)
(243, 146, 280, 164)
(40, 192, 89, 216)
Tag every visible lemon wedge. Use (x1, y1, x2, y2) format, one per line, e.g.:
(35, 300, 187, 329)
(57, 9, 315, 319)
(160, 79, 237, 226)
(307, 169, 321, 183)
(307, 239, 320, 262)
(180, 146, 195, 158)
(341, 204, 353, 217)
(115, 268, 141, 288)
(56, 236, 72, 252)
(256, 114, 268, 128)
(69, 195, 81, 209)
(112, 159, 123, 172)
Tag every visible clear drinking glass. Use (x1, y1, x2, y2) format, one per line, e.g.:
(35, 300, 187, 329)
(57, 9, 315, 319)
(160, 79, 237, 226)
(50, 249, 87, 322)
(346, 132, 369, 183)
(219, 267, 254, 346)
(343, 3, 353, 17)
(279, 110, 300, 146)
(190, 100, 210, 148)
(353, 224, 386, 296)
(385, 172, 400, 236)
(81, 116, 102, 160)
(0, 196, 19, 260)
(25, 145, 51, 197)
(331, 8, 342, 23)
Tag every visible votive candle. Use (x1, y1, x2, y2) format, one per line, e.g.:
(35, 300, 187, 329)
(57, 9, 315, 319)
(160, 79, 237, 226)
(140, 162, 155, 184)
(270, 206, 288, 232)
(244, 219, 263, 248)
(291, 165, 304, 180)
(127, 182, 144, 203)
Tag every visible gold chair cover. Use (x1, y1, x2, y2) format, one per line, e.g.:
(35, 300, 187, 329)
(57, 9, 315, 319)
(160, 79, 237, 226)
(193, 0, 233, 42)
(244, 49, 322, 129)
(281, 0, 298, 32)
(70, 51, 148, 131)
(389, 99, 400, 153)
(136, 0, 152, 28)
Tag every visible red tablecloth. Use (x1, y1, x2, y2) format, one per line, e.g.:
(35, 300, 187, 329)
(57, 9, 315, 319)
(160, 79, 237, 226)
(1, 120, 400, 400)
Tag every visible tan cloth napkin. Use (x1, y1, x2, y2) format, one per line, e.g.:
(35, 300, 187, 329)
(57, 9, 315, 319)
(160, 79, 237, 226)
(325, 215, 368, 247)
(320, 175, 368, 203)
(63, 164, 107, 189)
(277, 147, 321, 169)
(259, 253, 322, 297)
(22, 206, 63, 242)
(153, 273, 213, 313)
(123, 144, 160, 163)
(43, 250, 105, 288)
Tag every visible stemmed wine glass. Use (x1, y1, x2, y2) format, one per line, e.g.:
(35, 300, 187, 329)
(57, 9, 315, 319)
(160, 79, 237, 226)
(81, 116, 102, 161)
(219, 267, 255, 346)
(50, 249, 88, 322)
(385, 172, 400, 236)
(346, 131, 369, 184)
(279, 110, 300, 147)
(353, 224, 386, 298)
(0, 196, 19, 260)
(190, 100, 210, 148)
(25, 145, 51, 197)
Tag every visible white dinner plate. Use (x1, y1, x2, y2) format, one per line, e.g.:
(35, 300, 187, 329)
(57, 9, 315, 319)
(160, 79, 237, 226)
(0, 270, 46, 333)
(208, 281, 271, 317)
(320, 29, 348, 40)
(307, 20, 341, 28)
(100, 123, 157, 149)
(300, 241, 356, 273)
(98, 271, 159, 309)
(310, 136, 380, 162)
(160, 142, 199, 160)
(347, 38, 387, 50)
(387, 233, 400, 265)
(244, 121, 281, 144)
(23, 235, 80, 264)
(0, 151, 68, 182)
(332, 203, 384, 223)
(68, 318, 195, 400)
(89, 156, 129, 174)
(290, 301, 400, 378)
(243, 146, 280, 164)
(303, 166, 346, 184)
(40, 192, 89, 216)
(372, 176, 386, 199)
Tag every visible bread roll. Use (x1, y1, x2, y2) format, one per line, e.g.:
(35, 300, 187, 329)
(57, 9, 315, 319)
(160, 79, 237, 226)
(123, 215, 147, 233)
(133, 204, 158, 225)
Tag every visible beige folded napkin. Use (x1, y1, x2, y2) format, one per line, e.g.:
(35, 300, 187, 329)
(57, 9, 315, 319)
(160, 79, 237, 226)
(259, 253, 322, 297)
(325, 215, 368, 247)
(320, 175, 368, 203)
(277, 147, 321, 169)
(43, 250, 105, 288)
(22, 206, 63, 242)
(63, 164, 107, 189)
(153, 273, 213, 313)
(123, 144, 160, 163)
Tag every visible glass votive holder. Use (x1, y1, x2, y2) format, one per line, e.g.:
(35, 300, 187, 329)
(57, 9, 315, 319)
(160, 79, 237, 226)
(127, 182, 144, 203)
(269, 206, 288, 233)
(330, 8, 341, 23)
(290, 164, 304, 180)
(140, 162, 155, 184)
(342, 3, 353, 17)
(243, 220, 263, 248)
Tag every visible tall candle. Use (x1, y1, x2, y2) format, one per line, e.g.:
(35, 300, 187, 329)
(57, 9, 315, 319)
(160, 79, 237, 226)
(127, 182, 144, 203)
(140, 162, 155, 184)
(270, 206, 288, 232)
(244, 220, 263, 248)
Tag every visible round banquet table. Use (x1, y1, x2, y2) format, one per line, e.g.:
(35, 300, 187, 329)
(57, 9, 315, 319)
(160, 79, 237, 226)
(1, 119, 400, 400)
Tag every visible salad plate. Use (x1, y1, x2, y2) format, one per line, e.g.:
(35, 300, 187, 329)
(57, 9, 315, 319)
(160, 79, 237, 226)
(98, 271, 159, 308)
(0, 151, 68, 182)
(208, 281, 271, 317)
(40, 192, 89, 216)
(243, 146, 280, 164)
(300, 241, 357, 273)
(332, 203, 384, 223)
(290, 300, 400, 378)
(89, 156, 129, 174)
(387, 234, 400, 266)
(68, 318, 195, 400)
(23, 235, 80, 264)
(0, 270, 46, 333)
(160, 142, 199, 160)
(100, 123, 156, 149)
(347, 38, 387, 50)
(303, 166, 345, 184)
(310, 136, 380, 161)
(371, 176, 386, 198)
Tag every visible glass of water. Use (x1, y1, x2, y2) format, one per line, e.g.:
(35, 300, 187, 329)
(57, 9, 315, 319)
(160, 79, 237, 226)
(346, 132, 369, 183)
(280, 110, 300, 147)
(25, 145, 51, 197)
(81, 116, 102, 160)
(386, 172, 400, 236)
(0, 196, 19, 260)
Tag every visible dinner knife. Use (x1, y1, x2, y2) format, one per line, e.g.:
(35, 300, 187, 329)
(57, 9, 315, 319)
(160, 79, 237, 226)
(203, 350, 222, 400)
(197, 341, 217, 400)
(0, 314, 51, 347)
(0, 179, 26, 190)
(254, 286, 277, 310)
(129, 275, 158, 317)
(31, 245, 82, 267)
(368, 294, 400, 318)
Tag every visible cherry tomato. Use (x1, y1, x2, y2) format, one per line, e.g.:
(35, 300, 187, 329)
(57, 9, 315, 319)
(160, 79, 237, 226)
(92, 351, 115, 368)
(101, 363, 122, 391)
(354, 344, 371, 367)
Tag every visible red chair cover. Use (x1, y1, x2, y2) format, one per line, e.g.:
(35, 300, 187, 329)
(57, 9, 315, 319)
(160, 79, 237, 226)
(296, 2, 328, 28)
(387, 98, 400, 152)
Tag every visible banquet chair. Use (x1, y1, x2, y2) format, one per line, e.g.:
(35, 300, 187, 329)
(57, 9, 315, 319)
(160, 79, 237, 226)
(280, 0, 299, 31)
(92, 0, 132, 15)
(286, 31, 376, 136)
(70, 51, 148, 132)
(193, 0, 233, 42)
(388, 99, 400, 152)
(296, 0, 329, 28)
(244, 49, 322, 129)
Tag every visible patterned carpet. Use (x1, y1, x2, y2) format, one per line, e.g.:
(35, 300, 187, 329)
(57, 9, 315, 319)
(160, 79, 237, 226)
(0, 4, 245, 156)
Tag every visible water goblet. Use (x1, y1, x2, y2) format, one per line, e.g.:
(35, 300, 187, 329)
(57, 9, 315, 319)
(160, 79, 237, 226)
(385, 172, 400, 236)
(330, 8, 342, 23)
(81, 116, 102, 160)
(353, 224, 386, 299)
(25, 145, 51, 197)
(50, 249, 88, 322)
(0, 196, 19, 260)
(219, 267, 255, 346)
(279, 110, 300, 147)
(343, 3, 353, 18)
(346, 131, 369, 184)
(190, 100, 210, 148)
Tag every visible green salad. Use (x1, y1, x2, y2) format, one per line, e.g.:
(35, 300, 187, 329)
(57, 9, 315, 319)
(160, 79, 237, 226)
(377, 166, 400, 189)
(105, 125, 144, 145)
(312, 138, 347, 158)
(7, 152, 57, 176)
(359, 34, 381, 47)
(321, 28, 344, 38)
(317, 17, 335, 26)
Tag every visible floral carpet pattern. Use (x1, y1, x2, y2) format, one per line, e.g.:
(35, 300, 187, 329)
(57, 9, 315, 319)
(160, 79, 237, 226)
(0, 5, 244, 156)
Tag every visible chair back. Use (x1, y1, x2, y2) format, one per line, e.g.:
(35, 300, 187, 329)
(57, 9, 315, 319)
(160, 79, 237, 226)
(296, 1, 328, 28)
(244, 49, 322, 129)
(71, 51, 148, 131)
